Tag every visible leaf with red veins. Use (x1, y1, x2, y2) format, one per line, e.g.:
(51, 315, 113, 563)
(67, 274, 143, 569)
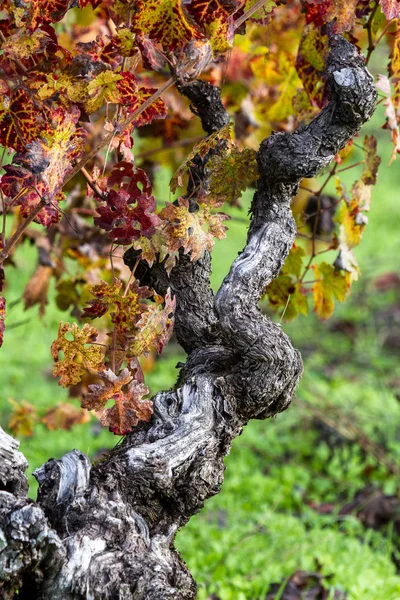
(21, 106, 86, 199)
(83, 280, 152, 341)
(0, 106, 85, 226)
(19, 0, 74, 31)
(51, 322, 105, 387)
(78, 0, 102, 7)
(125, 86, 168, 126)
(0, 168, 62, 227)
(82, 367, 134, 411)
(0, 296, 5, 348)
(160, 197, 229, 260)
(0, 88, 40, 152)
(131, 0, 204, 50)
(1, 28, 53, 62)
(135, 34, 167, 72)
(380, 0, 400, 20)
(76, 38, 122, 70)
(128, 289, 176, 357)
(303, 0, 359, 33)
(116, 71, 139, 106)
(187, 0, 240, 54)
(82, 367, 152, 436)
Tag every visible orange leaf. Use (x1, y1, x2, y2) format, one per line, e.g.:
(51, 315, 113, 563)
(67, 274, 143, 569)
(83, 367, 152, 436)
(8, 399, 37, 438)
(42, 403, 90, 431)
(51, 322, 105, 387)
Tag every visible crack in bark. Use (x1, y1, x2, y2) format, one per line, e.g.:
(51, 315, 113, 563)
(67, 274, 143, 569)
(0, 35, 377, 599)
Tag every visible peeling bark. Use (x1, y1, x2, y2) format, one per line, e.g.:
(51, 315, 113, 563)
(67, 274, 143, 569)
(0, 35, 377, 599)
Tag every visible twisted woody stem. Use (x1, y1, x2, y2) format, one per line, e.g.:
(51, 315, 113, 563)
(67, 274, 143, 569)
(0, 35, 377, 600)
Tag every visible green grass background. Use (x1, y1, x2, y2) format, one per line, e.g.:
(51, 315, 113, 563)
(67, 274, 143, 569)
(1, 107, 400, 599)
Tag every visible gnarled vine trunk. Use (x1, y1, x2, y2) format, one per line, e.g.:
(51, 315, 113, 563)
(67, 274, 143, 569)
(0, 35, 376, 599)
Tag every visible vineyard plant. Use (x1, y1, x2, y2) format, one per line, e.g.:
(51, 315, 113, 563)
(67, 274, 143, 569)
(0, 0, 399, 598)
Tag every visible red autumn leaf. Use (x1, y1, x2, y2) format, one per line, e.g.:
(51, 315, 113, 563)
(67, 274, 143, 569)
(95, 162, 160, 244)
(115, 71, 139, 107)
(19, 0, 74, 31)
(76, 38, 122, 70)
(136, 34, 168, 72)
(0, 295, 5, 348)
(0, 88, 40, 152)
(83, 367, 152, 436)
(187, 0, 240, 53)
(303, 0, 359, 33)
(1, 105, 85, 226)
(125, 86, 168, 126)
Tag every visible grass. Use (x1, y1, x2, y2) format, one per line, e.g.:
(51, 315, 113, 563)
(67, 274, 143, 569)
(1, 106, 400, 598)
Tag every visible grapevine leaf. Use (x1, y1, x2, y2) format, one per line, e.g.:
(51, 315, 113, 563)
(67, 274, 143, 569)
(125, 86, 168, 126)
(128, 289, 176, 357)
(86, 71, 123, 113)
(22, 264, 52, 317)
(186, 0, 241, 54)
(0, 296, 5, 348)
(380, 0, 400, 20)
(244, 0, 276, 24)
(18, 0, 73, 31)
(95, 187, 160, 245)
(51, 322, 105, 387)
(296, 23, 328, 109)
(268, 52, 302, 122)
(170, 123, 232, 193)
(83, 280, 152, 337)
(42, 403, 90, 431)
(361, 135, 381, 185)
(207, 146, 259, 205)
(265, 275, 308, 321)
(83, 368, 134, 411)
(303, 0, 358, 33)
(8, 399, 37, 438)
(131, 0, 203, 50)
(282, 244, 306, 278)
(312, 262, 351, 320)
(0, 88, 40, 151)
(376, 74, 400, 164)
(1, 28, 53, 61)
(136, 34, 167, 71)
(83, 367, 152, 436)
(159, 197, 229, 261)
(20, 106, 86, 199)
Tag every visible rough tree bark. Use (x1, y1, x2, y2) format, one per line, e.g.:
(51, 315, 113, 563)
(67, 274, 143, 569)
(0, 35, 377, 599)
